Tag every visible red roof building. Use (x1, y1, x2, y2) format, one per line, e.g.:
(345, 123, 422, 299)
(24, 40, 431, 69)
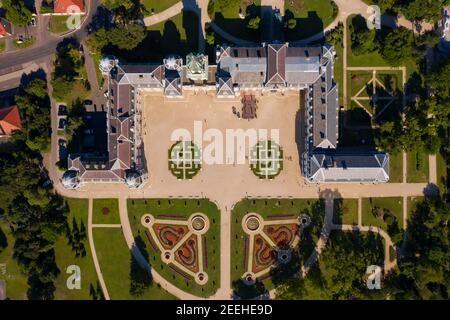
(0, 106, 22, 136)
(54, 0, 85, 14)
(0, 18, 12, 38)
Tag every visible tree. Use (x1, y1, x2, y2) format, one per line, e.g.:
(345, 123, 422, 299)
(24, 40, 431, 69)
(381, 28, 415, 66)
(325, 22, 344, 47)
(129, 256, 151, 296)
(108, 25, 147, 50)
(399, 0, 449, 23)
(247, 16, 261, 30)
(349, 16, 378, 55)
(2, 0, 32, 27)
(284, 18, 297, 30)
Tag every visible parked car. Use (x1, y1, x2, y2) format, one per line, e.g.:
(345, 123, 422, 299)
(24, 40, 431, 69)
(29, 17, 37, 27)
(84, 99, 93, 106)
(58, 118, 67, 129)
(58, 105, 68, 116)
(84, 129, 94, 135)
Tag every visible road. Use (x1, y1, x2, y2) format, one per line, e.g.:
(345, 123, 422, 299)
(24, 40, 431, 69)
(0, 0, 98, 72)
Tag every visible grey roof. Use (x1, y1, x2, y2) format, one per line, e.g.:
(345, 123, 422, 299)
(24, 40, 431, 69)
(308, 152, 389, 182)
(216, 76, 234, 96)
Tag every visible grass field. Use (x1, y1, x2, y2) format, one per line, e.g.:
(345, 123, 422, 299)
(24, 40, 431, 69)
(127, 198, 221, 297)
(333, 198, 358, 225)
(93, 199, 121, 225)
(13, 37, 35, 49)
(208, 0, 262, 42)
(49, 16, 70, 33)
(54, 198, 99, 300)
(436, 152, 447, 192)
(93, 228, 176, 300)
(362, 197, 403, 230)
(0, 221, 29, 300)
(0, 39, 5, 53)
(141, 0, 180, 15)
(284, 0, 338, 40)
(388, 152, 403, 183)
(230, 198, 324, 296)
(334, 44, 344, 106)
(406, 150, 429, 183)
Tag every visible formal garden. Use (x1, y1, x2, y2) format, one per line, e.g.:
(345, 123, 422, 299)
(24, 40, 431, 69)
(127, 199, 221, 297)
(168, 141, 202, 180)
(333, 198, 358, 225)
(230, 198, 324, 299)
(249, 140, 283, 180)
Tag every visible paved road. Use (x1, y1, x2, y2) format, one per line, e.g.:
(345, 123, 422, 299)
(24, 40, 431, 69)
(0, 0, 98, 72)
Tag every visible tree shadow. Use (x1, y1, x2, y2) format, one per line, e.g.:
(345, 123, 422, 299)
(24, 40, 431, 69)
(231, 278, 268, 300)
(0, 225, 7, 251)
(284, 10, 324, 41)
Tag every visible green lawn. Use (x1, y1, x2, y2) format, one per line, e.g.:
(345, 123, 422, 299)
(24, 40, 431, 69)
(388, 152, 403, 183)
(362, 197, 403, 230)
(91, 51, 104, 88)
(334, 43, 344, 106)
(333, 198, 358, 225)
(0, 39, 5, 53)
(208, 0, 262, 42)
(54, 198, 99, 300)
(406, 150, 429, 183)
(348, 71, 372, 106)
(93, 199, 121, 225)
(141, 0, 180, 15)
(436, 152, 447, 192)
(230, 198, 324, 296)
(0, 221, 29, 300)
(49, 16, 70, 33)
(93, 228, 176, 300)
(127, 198, 221, 297)
(115, 10, 199, 62)
(284, 0, 338, 40)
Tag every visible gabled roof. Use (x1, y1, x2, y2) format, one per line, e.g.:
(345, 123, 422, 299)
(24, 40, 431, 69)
(0, 18, 12, 37)
(0, 106, 21, 135)
(266, 43, 287, 86)
(54, 0, 85, 14)
(216, 76, 234, 96)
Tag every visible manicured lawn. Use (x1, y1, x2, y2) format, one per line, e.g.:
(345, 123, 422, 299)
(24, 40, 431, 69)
(284, 0, 338, 40)
(348, 71, 372, 107)
(49, 15, 70, 33)
(54, 198, 99, 300)
(406, 150, 429, 183)
(346, 101, 372, 126)
(362, 197, 403, 230)
(230, 198, 324, 295)
(93, 199, 121, 225)
(0, 221, 29, 300)
(141, 0, 180, 15)
(333, 198, 358, 225)
(388, 152, 403, 183)
(127, 199, 220, 297)
(0, 39, 5, 53)
(436, 152, 447, 192)
(91, 51, 104, 88)
(93, 228, 176, 300)
(208, 0, 261, 42)
(334, 44, 344, 106)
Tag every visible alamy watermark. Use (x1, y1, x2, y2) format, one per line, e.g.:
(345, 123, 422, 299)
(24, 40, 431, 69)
(367, 5, 381, 30)
(65, 5, 83, 31)
(366, 265, 382, 290)
(66, 265, 81, 290)
(170, 120, 280, 166)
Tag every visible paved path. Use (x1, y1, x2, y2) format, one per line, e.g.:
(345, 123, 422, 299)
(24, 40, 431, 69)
(87, 198, 110, 300)
(429, 154, 437, 184)
(143, 2, 184, 26)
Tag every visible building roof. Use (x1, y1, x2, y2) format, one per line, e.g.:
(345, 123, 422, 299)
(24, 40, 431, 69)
(308, 152, 389, 182)
(0, 105, 21, 135)
(0, 18, 12, 37)
(54, 0, 85, 14)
